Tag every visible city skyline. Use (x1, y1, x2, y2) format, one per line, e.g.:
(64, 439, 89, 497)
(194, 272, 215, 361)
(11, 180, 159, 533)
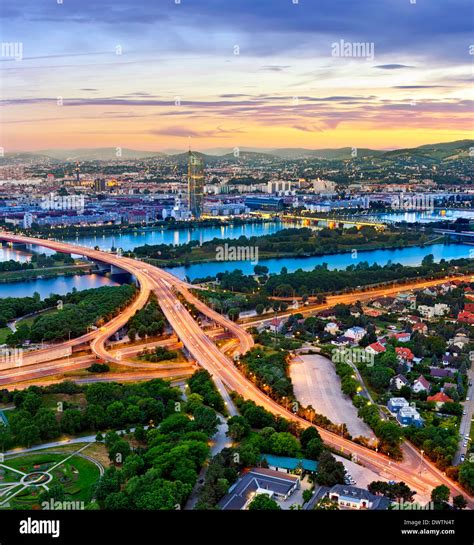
(1, 0, 473, 152)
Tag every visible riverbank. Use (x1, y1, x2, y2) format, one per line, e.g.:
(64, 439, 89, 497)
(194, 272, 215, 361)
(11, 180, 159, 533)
(0, 263, 93, 284)
(14, 216, 276, 241)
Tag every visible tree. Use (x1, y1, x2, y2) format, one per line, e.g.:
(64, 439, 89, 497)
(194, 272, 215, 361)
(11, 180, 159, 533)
(192, 406, 219, 436)
(305, 438, 324, 460)
(248, 494, 281, 510)
(315, 451, 345, 486)
(452, 495, 467, 510)
(268, 432, 300, 457)
(459, 461, 474, 495)
(431, 485, 450, 508)
(128, 328, 137, 342)
(60, 409, 83, 435)
(22, 392, 42, 415)
(368, 481, 415, 502)
(302, 489, 313, 504)
(254, 265, 269, 275)
(227, 416, 251, 441)
(108, 439, 132, 464)
(228, 308, 240, 322)
(17, 424, 40, 447)
(0, 426, 13, 451)
(34, 408, 60, 440)
(38, 484, 66, 505)
(256, 304, 265, 316)
(300, 427, 322, 450)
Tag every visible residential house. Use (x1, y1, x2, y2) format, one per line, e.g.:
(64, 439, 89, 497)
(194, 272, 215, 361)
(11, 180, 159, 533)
(427, 392, 454, 408)
(397, 406, 424, 428)
(218, 468, 300, 510)
(391, 374, 410, 391)
(434, 303, 450, 316)
(412, 322, 428, 335)
(430, 368, 455, 379)
(407, 315, 421, 324)
(391, 332, 411, 343)
(372, 297, 395, 309)
(387, 397, 409, 414)
(364, 308, 383, 318)
(324, 322, 340, 336)
(395, 347, 415, 367)
(418, 305, 435, 319)
(344, 327, 367, 343)
(326, 485, 391, 510)
(412, 375, 431, 394)
(332, 336, 352, 347)
(442, 354, 456, 367)
(449, 331, 469, 349)
(457, 311, 474, 325)
(365, 342, 386, 356)
(396, 292, 414, 303)
(442, 382, 457, 393)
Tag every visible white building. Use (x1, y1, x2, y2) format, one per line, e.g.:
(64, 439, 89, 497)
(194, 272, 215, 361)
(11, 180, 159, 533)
(344, 326, 366, 343)
(418, 305, 436, 319)
(266, 180, 294, 196)
(22, 212, 34, 229)
(312, 179, 337, 193)
(434, 303, 450, 316)
(324, 322, 340, 335)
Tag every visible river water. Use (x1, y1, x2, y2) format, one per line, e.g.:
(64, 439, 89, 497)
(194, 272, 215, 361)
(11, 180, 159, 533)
(0, 216, 471, 296)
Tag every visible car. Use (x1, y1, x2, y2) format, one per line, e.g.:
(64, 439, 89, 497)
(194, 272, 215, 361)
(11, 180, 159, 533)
(465, 434, 469, 440)
(463, 411, 467, 416)
(467, 397, 470, 401)
(460, 454, 465, 462)
(388, 480, 397, 485)
(463, 441, 468, 448)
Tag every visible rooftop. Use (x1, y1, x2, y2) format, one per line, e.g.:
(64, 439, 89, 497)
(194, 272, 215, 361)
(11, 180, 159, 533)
(261, 454, 318, 473)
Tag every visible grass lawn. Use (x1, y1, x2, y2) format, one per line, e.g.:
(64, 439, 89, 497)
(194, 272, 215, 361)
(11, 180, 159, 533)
(4, 451, 100, 508)
(0, 327, 11, 344)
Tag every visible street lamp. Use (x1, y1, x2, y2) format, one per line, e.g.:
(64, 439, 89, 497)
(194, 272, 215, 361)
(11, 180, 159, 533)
(419, 449, 424, 475)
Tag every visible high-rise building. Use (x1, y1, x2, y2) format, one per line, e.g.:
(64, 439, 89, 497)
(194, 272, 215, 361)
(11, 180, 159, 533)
(94, 178, 107, 192)
(187, 151, 205, 218)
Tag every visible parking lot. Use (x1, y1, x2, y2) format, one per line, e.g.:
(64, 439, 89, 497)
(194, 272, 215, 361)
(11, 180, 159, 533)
(290, 354, 375, 441)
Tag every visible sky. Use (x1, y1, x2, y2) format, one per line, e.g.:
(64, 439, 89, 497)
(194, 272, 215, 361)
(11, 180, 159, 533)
(1, 0, 473, 152)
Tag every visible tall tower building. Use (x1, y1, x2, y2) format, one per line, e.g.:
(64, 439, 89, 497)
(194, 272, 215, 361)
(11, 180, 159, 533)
(187, 151, 204, 218)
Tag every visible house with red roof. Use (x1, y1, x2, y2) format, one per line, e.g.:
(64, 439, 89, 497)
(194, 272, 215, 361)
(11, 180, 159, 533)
(365, 342, 386, 356)
(427, 392, 454, 408)
(395, 347, 414, 363)
(458, 311, 474, 325)
(392, 332, 411, 343)
(412, 322, 428, 335)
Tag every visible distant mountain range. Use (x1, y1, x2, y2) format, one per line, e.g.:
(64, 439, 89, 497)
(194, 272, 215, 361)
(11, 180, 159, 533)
(4, 140, 473, 163)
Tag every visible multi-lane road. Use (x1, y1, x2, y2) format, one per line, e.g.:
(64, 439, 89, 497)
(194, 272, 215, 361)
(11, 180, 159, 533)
(0, 231, 472, 506)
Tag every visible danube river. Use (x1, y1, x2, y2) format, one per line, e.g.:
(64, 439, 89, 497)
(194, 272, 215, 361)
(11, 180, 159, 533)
(165, 242, 473, 281)
(0, 218, 471, 296)
(60, 221, 289, 252)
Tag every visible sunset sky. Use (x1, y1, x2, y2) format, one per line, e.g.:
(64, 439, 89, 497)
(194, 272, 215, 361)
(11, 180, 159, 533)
(1, 0, 473, 152)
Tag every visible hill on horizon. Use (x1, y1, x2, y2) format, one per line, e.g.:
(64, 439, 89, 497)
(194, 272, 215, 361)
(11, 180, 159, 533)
(4, 140, 473, 163)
